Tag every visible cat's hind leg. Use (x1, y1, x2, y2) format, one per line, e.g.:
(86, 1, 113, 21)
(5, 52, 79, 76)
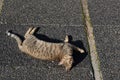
(24, 27, 38, 38)
(29, 27, 38, 35)
(24, 27, 34, 38)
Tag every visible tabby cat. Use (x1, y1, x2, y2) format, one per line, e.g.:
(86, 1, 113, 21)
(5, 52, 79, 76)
(6, 27, 84, 71)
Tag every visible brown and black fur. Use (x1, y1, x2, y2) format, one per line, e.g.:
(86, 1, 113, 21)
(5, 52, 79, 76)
(6, 27, 84, 71)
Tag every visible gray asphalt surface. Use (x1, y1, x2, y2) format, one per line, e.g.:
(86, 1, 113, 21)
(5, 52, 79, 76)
(0, 0, 93, 80)
(88, 0, 120, 80)
(0, 0, 83, 25)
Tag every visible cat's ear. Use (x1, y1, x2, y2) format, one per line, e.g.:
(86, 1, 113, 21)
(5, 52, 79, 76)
(65, 57, 73, 71)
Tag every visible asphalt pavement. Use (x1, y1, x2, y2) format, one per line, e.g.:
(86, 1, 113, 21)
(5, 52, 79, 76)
(0, 0, 119, 80)
(0, 0, 94, 80)
(88, 0, 120, 80)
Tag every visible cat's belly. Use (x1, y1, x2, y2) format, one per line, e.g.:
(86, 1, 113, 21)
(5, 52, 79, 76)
(23, 43, 63, 60)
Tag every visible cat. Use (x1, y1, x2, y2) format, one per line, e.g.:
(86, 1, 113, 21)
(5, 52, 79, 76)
(6, 27, 84, 71)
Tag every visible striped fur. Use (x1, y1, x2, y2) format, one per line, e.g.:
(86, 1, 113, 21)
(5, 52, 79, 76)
(6, 27, 84, 71)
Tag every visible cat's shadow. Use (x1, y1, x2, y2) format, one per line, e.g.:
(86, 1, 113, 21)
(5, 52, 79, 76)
(35, 34, 88, 68)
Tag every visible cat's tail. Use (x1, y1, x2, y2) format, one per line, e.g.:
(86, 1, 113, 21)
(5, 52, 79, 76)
(6, 30, 23, 49)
